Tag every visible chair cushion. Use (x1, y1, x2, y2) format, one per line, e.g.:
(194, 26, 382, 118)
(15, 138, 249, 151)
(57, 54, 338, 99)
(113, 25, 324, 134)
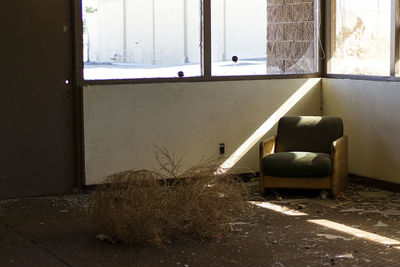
(263, 152, 332, 178)
(275, 116, 343, 154)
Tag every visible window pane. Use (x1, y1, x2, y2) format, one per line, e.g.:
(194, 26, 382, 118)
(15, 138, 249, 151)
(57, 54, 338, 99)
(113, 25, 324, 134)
(330, 0, 391, 76)
(211, 0, 317, 76)
(83, 0, 201, 80)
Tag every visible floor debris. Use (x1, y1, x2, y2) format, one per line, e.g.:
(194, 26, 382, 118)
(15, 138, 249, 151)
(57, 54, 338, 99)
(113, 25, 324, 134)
(230, 222, 250, 226)
(96, 233, 118, 244)
(359, 191, 393, 198)
(338, 208, 365, 213)
(373, 221, 388, 228)
(319, 190, 329, 200)
(262, 183, 400, 219)
(382, 209, 400, 216)
(272, 189, 283, 201)
(335, 253, 354, 259)
(270, 199, 309, 205)
(1, 182, 400, 266)
(317, 234, 353, 241)
(308, 199, 339, 209)
(296, 204, 306, 210)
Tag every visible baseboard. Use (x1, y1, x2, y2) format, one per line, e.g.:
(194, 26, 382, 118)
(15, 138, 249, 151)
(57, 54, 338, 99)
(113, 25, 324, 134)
(85, 173, 400, 193)
(349, 174, 400, 193)
(84, 171, 260, 192)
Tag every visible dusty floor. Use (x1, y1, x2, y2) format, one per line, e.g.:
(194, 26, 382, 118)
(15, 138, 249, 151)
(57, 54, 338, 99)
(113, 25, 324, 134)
(1, 182, 400, 266)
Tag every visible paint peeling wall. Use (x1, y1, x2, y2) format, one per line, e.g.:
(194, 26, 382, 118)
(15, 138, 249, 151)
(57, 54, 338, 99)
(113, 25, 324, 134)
(84, 78, 321, 184)
(322, 78, 400, 184)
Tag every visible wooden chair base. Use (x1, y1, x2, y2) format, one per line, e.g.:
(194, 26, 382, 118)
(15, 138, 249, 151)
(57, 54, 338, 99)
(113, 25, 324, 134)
(262, 176, 331, 189)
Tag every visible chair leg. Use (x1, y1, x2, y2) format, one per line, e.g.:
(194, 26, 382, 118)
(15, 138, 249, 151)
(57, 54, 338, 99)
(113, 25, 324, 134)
(259, 162, 265, 195)
(260, 177, 265, 195)
(331, 173, 348, 197)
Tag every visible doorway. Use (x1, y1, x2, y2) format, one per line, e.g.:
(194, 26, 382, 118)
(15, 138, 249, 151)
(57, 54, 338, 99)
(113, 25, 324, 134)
(0, 0, 78, 198)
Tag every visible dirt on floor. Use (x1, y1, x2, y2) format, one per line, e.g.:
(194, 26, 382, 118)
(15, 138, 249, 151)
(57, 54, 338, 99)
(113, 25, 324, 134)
(1, 182, 400, 266)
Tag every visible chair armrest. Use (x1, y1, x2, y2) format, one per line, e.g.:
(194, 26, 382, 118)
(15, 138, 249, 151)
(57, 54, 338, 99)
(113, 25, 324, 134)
(331, 135, 348, 196)
(259, 135, 276, 195)
(260, 135, 276, 160)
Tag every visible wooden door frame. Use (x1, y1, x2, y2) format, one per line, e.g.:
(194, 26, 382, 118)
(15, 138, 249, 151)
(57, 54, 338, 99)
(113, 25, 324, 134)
(72, 0, 85, 190)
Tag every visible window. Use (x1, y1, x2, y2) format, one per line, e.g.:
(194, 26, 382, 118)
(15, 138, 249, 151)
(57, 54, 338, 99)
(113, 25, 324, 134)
(329, 0, 391, 76)
(83, 0, 201, 80)
(211, 0, 318, 76)
(82, 0, 320, 81)
(211, 0, 267, 76)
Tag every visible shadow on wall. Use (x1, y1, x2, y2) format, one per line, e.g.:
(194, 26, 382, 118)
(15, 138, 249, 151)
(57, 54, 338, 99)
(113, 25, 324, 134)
(322, 78, 400, 184)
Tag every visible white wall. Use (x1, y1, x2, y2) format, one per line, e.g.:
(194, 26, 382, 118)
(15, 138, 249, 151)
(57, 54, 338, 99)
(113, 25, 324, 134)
(322, 78, 400, 184)
(83, 76, 400, 185)
(84, 78, 321, 184)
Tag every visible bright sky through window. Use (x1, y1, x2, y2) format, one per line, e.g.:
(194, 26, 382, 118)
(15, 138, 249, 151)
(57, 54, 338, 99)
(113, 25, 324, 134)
(330, 0, 391, 76)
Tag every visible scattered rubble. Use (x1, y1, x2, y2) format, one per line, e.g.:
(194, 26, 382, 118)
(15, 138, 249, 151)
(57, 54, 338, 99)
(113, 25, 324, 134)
(338, 208, 364, 213)
(336, 253, 354, 259)
(373, 221, 388, 228)
(382, 210, 400, 216)
(359, 191, 393, 199)
(1, 182, 400, 266)
(96, 233, 118, 244)
(335, 253, 354, 259)
(308, 200, 339, 209)
(317, 234, 353, 241)
(256, 183, 400, 218)
(296, 204, 307, 210)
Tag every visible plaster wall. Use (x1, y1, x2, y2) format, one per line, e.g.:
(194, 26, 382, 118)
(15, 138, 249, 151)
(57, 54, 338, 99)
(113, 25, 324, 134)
(322, 78, 400, 184)
(84, 78, 321, 184)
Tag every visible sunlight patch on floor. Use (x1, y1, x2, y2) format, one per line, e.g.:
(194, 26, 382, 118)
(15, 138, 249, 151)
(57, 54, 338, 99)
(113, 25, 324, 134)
(309, 219, 400, 249)
(249, 201, 308, 216)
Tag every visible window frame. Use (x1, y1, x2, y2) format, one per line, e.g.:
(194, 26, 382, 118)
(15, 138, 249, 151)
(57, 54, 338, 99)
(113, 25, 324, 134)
(75, 0, 323, 85)
(324, 0, 400, 81)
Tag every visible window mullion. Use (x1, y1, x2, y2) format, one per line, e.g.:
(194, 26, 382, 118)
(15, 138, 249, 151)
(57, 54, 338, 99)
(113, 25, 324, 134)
(390, 0, 399, 76)
(315, 0, 321, 75)
(201, 0, 212, 78)
(324, 0, 333, 75)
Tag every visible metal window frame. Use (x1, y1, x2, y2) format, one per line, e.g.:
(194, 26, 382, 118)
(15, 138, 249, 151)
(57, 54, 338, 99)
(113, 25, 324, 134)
(317, 0, 325, 76)
(390, 0, 400, 76)
(77, 0, 322, 86)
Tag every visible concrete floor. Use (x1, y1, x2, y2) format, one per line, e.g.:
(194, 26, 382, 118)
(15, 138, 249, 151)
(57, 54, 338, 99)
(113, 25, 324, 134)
(1, 183, 400, 266)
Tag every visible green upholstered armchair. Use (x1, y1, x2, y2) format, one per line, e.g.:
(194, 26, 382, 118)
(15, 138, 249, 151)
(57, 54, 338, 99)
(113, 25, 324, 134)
(259, 116, 348, 197)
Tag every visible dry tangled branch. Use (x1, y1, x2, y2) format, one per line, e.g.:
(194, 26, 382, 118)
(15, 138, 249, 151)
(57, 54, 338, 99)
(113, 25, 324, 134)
(88, 147, 251, 246)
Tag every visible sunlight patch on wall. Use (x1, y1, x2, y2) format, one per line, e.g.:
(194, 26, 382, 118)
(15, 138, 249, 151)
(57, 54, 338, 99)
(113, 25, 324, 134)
(217, 78, 321, 173)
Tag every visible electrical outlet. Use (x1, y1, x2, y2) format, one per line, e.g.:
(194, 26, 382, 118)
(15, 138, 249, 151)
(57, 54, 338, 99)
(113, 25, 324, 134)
(219, 143, 225, 155)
